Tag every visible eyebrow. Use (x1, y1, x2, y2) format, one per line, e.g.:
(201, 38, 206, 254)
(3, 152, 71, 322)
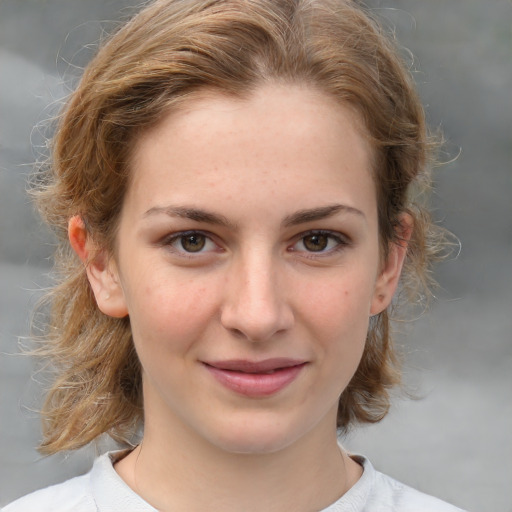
(283, 204, 365, 227)
(144, 205, 236, 229)
(144, 203, 364, 228)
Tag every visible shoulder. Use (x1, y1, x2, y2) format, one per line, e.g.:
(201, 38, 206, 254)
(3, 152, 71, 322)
(359, 456, 467, 512)
(322, 454, 466, 512)
(2, 473, 93, 512)
(3, 450, 156, 512)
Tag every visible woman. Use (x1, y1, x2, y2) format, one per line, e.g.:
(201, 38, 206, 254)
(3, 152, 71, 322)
(5, 0, 464, 510)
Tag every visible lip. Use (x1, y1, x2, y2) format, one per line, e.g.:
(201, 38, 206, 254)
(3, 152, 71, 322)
(203, 358, 307, 397)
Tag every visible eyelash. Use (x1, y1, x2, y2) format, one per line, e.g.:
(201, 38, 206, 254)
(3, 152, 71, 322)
(289, 230, 350, 257)
(159, 230, 220, 257)
(159, 229, 350, 258)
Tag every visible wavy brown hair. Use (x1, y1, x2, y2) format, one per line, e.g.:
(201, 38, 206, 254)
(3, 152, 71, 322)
(33, 0, 447, 454)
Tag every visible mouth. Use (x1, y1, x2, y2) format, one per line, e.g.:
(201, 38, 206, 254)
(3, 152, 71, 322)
(203, 358, 307, 397)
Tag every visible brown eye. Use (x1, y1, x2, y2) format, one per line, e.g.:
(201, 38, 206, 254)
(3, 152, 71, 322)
(180, 234, 206, 252)
(302, 234, 329, 252)
(290, 231, 348, 255)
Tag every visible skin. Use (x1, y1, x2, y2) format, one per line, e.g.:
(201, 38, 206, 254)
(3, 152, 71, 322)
(69, 83, 409, 512)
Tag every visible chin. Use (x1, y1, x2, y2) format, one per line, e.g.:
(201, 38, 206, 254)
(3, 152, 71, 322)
(203, 414, 311, 456)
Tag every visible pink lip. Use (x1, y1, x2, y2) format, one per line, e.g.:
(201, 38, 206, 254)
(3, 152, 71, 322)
(203, 358, 307, 397)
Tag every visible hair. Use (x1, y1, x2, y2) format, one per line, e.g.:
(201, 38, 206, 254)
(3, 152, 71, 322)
(33, 0, 448, 454)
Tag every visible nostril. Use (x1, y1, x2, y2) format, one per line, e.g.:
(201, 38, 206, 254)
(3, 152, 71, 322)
(229, 328, 246, 339)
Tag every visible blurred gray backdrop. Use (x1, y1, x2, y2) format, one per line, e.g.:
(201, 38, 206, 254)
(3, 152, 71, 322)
(1, 1, 511, 511)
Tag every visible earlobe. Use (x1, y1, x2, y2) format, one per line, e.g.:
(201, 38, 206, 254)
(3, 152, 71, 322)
(370, 214, 412, 316)
(68, 216, 128, 318)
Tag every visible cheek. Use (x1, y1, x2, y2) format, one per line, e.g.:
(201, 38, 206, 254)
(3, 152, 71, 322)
(301, 268, 375, 334)
(292, 273, 372, 412)
(123, 267, 220, 352)
(297, 267, 375, 380)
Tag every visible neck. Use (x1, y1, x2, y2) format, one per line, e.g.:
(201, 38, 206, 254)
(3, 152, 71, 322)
(116, 413, 362, 512)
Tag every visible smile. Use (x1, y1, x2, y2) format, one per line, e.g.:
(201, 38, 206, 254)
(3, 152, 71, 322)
(203, 358, 307, 397)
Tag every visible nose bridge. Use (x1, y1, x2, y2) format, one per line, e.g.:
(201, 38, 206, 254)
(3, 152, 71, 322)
(221, 246, 293, 341)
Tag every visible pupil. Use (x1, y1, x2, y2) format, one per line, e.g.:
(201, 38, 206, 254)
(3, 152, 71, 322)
(181, 234, 206, 252)
(304, 234, 328, 251)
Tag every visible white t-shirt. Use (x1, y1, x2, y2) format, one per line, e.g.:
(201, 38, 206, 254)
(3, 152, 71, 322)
(3, 451, 466, 512)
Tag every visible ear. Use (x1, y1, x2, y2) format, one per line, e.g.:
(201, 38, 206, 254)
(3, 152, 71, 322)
(370, 214, 413, 316)
(68, 215, 128, 318)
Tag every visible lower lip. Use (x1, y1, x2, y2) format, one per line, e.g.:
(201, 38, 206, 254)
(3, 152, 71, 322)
(204, 363, 306, 397)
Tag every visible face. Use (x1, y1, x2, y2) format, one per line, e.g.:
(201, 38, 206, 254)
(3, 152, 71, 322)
(82, 84, 405, 455)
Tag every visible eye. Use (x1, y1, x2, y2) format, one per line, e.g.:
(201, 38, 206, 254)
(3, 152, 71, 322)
(162, 231, 218, 255)
(302, 233, 332, 252)
(179, 233, 207, 252)
(290, 231, 348, 254)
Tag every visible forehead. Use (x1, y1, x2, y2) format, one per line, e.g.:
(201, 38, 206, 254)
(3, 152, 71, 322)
(127, 83, 377, 219)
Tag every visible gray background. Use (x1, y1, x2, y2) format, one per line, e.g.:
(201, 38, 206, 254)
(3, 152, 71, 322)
(1, 1, 511, 510)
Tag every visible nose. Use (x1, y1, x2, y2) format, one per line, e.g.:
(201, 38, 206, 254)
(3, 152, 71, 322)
(220, 253, 294, 342)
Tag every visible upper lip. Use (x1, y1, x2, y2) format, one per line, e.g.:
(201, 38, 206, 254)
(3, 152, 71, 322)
(204, 358, 306, 373)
